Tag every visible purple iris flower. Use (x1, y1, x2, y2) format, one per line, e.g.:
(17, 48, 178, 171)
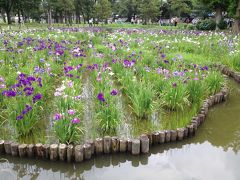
(16, 115, 23, 120)
(97, 93, 106, 102)
(172, 83, 177, 88)
(5, 90, 16, 97)
(68, 109, 75, 115)
(32, 93, 42, 103)
(37, 77, 42, 87)
(161, 53, 166, 59)
(164, 60, 169, 64)
(27, 76, 36, 82)
(110, 89, 118, 96)
(22, 105, 32, 115)
(54, 113, 62, 120)
(71, 118, 81, 124)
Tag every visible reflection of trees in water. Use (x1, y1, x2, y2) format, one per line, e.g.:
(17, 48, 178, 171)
(0, 158, 17, 179)
(1, 152, 152, 179)
(1, 135, 240, 179)
(226, 130, 240, 153)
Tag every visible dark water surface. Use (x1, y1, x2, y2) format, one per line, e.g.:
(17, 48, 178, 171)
(1, 80, 240, 180)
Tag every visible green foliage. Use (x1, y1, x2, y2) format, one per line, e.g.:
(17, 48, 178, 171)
(168, 0, 192, 17)
(114, 0, 140, 21)
(197, 0, 229, 11)
(96, 93, 121, 134)
(161, 81, 189, 111)
(54, 112, 84, 144)
(77, 0, 95, 22)
(94, 0, 112, 23)
(120, 70, 154, 119)
(230, 55, 240, 72)
(127, 81, 154, 119)
(187, 24, 195, 30)
(90, 68, 121, 134)
(196, 19, 216, 31)
(227, 0, 239, 17)
(187, 79, 205, 105)
(0, 23, 236, 144)
(217, 19, 228, 30)
(205, 71, 224, 95)
(139, 0, 160, 24)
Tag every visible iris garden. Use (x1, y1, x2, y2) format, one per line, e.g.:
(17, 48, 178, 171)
(0, 27, 239, 144)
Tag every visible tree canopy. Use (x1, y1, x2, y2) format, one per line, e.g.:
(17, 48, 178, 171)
(0, 0, 239, 32)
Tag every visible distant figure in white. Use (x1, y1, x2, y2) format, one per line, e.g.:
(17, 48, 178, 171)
(131, 17, 135, 24)
(89, 18, 93, 27)
(14, 15, 24, 28)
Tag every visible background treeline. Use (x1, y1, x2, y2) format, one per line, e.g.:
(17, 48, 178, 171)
(0, 0, 239, 31)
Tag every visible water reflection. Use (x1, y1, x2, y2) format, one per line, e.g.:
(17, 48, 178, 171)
(1, 141, 240, 180)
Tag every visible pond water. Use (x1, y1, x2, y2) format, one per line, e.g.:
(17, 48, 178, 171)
(0, 79, 240, 180)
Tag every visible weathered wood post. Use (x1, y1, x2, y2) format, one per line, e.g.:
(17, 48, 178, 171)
(147, 133, 153, 146)
(18, 144, 27, 157)
(86, 140, 95, 155)
(184, 127, 189, 138)
(59, 144, 67, 161)
(152, 132, 160, 145)
(170, 130, 177, 142)
(165, 130, 171, 142)
(43, 144, 50, 159)
(187, 124, 194, 136)
(111, 137, 120, 153)
(103, 136, 112, 154)
(11, 143, 19, 157)
(35, 143, 43, 158)
(119, 138, 127, 152)
(4, 141, 12, 154)
(50, 144, 58, 161)
(198, 114, 205, 124)
(127, 138, 132, 153)
(0, 140, 4, 154)
(27, 144, 35, 158)
(159, 131, 165, 144)
(74, 145, 84, 162)
(94, 138, 103, 155)
(140, 135, 149, 154)
(131, 139, 140, 155)
(177, 128, 184, 141)
(191, 121, 198, 134)
(67, 145, 74, 162)
(84, 144, 92, 160)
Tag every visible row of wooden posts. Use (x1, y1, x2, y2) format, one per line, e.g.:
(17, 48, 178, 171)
(0, 69, 233, 163)
(220, 65, 240, 83)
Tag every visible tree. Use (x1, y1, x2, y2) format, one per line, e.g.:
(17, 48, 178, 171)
(13, 0, 41, 23)
(94, 0, 112, 24)
(160, 1, 171, 19)
(198, 0, 229, 26)
(115, 0, 140, 22)
(168, 0, 193, 17)
(56, 0, 75, 25)
(42, 0, 55, 26)
(0, 0, 15, 24)
(0, 8, 6, 22)
(78, 0, 95, 23)
(228, 0, 240, 33)
(191, 0, 211, 19)
(75, 0, 81, 23)
(139, 0, 160, 24)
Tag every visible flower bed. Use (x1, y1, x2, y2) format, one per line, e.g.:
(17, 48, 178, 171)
(0, 28, 238, 145)
(0, 84, 230, 161)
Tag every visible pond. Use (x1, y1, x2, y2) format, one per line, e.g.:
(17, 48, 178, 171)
(1, 79, 240, 180)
